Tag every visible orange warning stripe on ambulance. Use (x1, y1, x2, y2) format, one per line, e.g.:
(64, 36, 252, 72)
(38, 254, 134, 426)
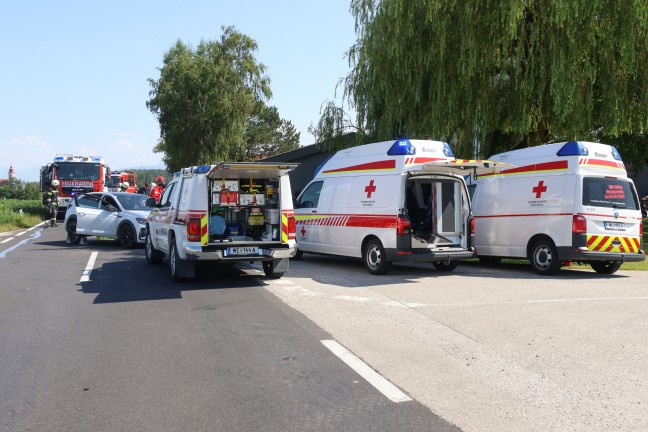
(586, 235, 640, 253)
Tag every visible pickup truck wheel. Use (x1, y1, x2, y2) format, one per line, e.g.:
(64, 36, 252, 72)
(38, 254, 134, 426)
(529, 239, 561, 275)
(169, 241, 182, 281)
(291, 249, 303, 260)
(363, 238, 390, 275)
(66, 218, 81, 244)
(433, 260, 459, 272)
(590, 260, 622, 274)
(145, 231, 163, 264)
(118, 223, 136, 248)
(263, 260, 284, 279)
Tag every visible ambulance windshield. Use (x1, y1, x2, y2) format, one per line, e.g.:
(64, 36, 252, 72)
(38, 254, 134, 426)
(582, 177, 639, 210)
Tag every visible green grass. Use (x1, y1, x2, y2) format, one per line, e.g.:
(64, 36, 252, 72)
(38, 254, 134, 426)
(0, 199, 48, 232)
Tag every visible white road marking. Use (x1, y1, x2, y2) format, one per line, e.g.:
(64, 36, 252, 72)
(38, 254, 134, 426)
(333, 295, 372, 302)
(321, 339, 412, 403)
(427, 296, 648, 307)
(272, 279, 295, 285)
(80, 252, 98, 282)
(0, 237, 13, 244)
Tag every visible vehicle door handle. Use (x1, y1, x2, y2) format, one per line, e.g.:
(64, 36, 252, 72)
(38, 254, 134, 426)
(311, 210, 317, 214)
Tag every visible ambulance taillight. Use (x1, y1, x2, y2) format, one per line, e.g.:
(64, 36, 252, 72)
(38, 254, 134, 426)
(397, 216, 411, 235)
(572, 215, 587, 234)
(287, 215, 296, 240)
(187, 218, 202, 242)
(470, 217, 475, 235)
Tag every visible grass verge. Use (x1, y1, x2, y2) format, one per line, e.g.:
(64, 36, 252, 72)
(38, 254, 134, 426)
(0, 199, 48, 233)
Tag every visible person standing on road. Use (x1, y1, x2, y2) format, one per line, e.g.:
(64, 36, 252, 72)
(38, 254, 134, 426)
(137, 183, 150, 195)
(43, 180, 60, 227)
(149, 176, 166, 203)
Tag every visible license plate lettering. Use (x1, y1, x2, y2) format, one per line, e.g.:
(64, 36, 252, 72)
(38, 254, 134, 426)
(226, 246, 259, 256)
(604, 222, 625, 231)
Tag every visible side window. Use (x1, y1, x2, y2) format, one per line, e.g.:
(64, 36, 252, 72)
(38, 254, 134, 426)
(296, 181, 323, 209)
(159, 182, 178, 208)
(77, 194, 101, 209)
(100, 196, 118, 210)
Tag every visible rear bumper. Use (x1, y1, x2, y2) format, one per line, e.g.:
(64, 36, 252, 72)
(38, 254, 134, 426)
(386, 248, 476, 263)
(557, 246, 646, 263)
(182, 244, 295, 261)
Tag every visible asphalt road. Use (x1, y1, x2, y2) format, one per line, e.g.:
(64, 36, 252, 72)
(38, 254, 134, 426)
(0, 224, 455, 432)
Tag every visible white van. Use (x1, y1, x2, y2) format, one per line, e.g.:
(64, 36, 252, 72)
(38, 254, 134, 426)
(293, 138, 504, 274)
(145, 162, 298, 280)
(471, 141, 645, 275)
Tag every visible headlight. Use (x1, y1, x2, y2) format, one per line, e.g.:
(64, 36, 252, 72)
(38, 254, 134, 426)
(136, 217, 146, 224)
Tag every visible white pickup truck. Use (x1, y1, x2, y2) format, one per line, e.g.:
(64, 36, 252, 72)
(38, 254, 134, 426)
(145, 162, 298, 281)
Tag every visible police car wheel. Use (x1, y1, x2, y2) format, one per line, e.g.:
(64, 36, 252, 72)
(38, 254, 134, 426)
(118, 223, 136, 248)
(529, 239, 561, 275)
(590, 260, 622, 274)
(66, 218, 81, 244)
(363, 239, 390, 275)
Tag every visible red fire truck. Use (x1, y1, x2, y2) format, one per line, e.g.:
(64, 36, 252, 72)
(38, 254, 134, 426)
(106, 171, 137, 193)
(40, 154, 111, 216)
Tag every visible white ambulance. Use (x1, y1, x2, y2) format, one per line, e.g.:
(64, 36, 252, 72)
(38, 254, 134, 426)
(471, 141, 645, 275)
(293, 138, 506, 275)
(145, 162, 298, 280)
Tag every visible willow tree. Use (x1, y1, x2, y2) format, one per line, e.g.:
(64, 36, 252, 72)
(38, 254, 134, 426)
(320, 0, 647, 167)
(147, 26, 299, 173)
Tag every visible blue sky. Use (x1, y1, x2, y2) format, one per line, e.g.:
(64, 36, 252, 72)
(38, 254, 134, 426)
(0, 1, 356, 182)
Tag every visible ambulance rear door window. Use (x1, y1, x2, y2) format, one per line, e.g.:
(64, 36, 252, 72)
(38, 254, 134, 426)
(582, 177, 639, 210)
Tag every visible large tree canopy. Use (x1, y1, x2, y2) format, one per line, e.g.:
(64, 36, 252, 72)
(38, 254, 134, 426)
(147, 26, 299, 173)
(315, 0, 647, 169)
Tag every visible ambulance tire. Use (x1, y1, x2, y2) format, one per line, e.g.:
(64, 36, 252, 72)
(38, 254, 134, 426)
(529, 239, 561, 275)
(263, 260, 284, 279)
(363, 238, 391, 275)
(169, 240, 194, 281)
(590, 260, 622, 274)
(145, 231, 163, 265)
(433, 260, 459, 272)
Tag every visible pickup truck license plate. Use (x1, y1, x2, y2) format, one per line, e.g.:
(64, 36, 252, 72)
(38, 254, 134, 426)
(604, 222, 625, 231)
(226, 246, 259, 256)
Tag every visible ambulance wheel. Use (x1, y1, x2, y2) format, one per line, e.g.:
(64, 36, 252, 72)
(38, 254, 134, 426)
(363, 239, 391, 275)
(433, 260, 459, 272)
(590, 260, 622, 274)
(263, 260, 284, 279)
(168, 240, 190, 281)
(145, 231, 163, 264)
(291, 249, 303, 260)
(529, 239, 561, 275)
(66, 218, 81, 244)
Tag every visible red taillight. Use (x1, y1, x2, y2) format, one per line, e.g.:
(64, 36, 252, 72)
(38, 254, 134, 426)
(572, 215, 587, 234)
(470, 216, 475, 235)
(640, 221, 643, 236)
(287, 216, 296, 240)
(187, 217, 202, 242)
(397, 216, 411, 235)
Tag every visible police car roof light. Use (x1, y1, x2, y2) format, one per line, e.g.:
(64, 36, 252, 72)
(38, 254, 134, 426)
(557, 141, 589, 157)
(387, 138, 416, 156)
(611, 146, 622, 161)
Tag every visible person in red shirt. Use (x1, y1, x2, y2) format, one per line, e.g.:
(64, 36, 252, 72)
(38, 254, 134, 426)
(149, 176, 166, 203)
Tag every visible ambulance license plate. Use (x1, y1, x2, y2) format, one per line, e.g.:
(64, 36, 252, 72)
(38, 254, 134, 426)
(226, 246, 259, 256)
(604, 222, 625, 231)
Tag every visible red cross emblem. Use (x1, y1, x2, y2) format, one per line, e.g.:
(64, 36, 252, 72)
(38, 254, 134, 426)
(364, 180, 377, 198)
(532, 181, 547, 198)
(300, 226, 306, 237)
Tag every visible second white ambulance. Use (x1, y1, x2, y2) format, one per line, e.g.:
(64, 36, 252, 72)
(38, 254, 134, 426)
(293, 138, 505, 275)
(471, 141, 645, 275)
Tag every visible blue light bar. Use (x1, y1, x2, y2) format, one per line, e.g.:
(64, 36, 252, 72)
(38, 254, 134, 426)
(387, 138, 416, 156)
(442, 142, 454, 157)
(54, 156, 65, 161)
(195, 165, 211, 174)
(611, 147, 622, 161)
(557, 141, 589, 156)
(91, 156, 102, 162)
